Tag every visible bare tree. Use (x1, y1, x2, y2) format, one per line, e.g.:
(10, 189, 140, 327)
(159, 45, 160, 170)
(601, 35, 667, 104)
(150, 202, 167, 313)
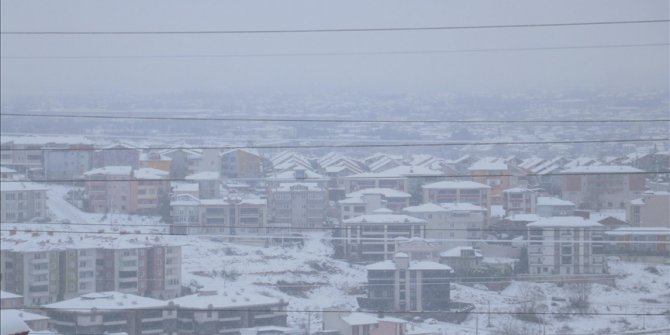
(567, 282, 592, 311)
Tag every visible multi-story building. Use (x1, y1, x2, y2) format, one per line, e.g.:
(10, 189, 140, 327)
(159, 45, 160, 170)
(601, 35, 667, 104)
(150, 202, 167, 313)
(502, 187, 537, 216)
(421, 181, 491, 213)
(440, 203, 487, 247)
(162, 148, 202, 179)
(468, 158, 511, 205)
(0, 182, 47, 222)
(1, 291, 23, 308)
(561, 165, 645, 210)
(133, 168, 170, 215)
(84, 166, 133, 214)
(169, 195, 267, 236)
(321, 311, 410, 335)
(604, 227, 670, 256)
(362, 253, 452, 312)
(402, 203, 448, 240)
(341, 188, 412, 218)
(536, 197, 576, 217)
(1, 135, 92, 174)
(341, 214, 426, 262)
(626, 192, 670, 227)
(44, 291, 177, 335)
(220, 148, 269, 179)
(0, 241, 182, 306)
(171, 290, 288, 335)
(267, 183, 328, 229)
(185, 171, 221, 199)
(527, 216, 605, 275)
(343, 171, 409, 193)
(266, 169, 330, 189)
(1, 309, 50, 332)
(93, 143, 141, 169)
(43, 145, 94, 180)
(140, 151, 172, 173)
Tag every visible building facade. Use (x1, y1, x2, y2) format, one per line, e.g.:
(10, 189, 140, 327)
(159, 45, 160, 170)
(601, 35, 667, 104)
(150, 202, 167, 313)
(267, 183, 328, 229)
(561, 165, 645, 210)
(342, 214, 426, 262)
(0, 182, 47, 222)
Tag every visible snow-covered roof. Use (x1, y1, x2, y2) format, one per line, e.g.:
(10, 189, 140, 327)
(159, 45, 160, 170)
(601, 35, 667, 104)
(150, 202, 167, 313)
(506, 213, 541, 222)
(84, 166, 132, 176)
(274, 182, 322, 192)
(341, 313, 379, 326)
(403, 203, 448, 213)
(0, 167, 17, 173)
(172, 183, 199, 192)
(171, 290, 283, 309)
(1, 309, 50, 323)
(170, 193, 201, 206)
(366, 260, 452, 271)
(526, 216, 603, 228)
(0, 291, 22, 300)
(440, 203, 486, 212)
(468, 157, 508, 171)
(561, 165, 643, 174)
(220, 148, 261, 158)
(372, 208, 394, 214)
(185, 171, 220, 180)
(440, 246, 482, 258)
(0, 182, 48, 192)
(422, 180, 489, 190)
(380, 165, 443, 176)
(343, 214, 426, 225)
(345, 171, 406, 179)
(605, 227, 670, 236)
(2, 233, 181, 252)
(267, 169, 328, 181)
(133, 167, 168, 180)
(1, 135, 92, 146)
(537, 197, 575, 207)
(503, 187, 534, 193)
(0, 311, 30, 335)
(44, 292, 167, 311)
(346, 188, 411, 198)
(338, 197, 365, 205)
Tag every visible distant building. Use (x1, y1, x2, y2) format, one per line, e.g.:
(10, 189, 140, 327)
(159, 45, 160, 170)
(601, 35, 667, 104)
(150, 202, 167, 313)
(321, 311, 411, 335)
(84, 166, 134, 213)
(140, 151, 172, 172)
(627, 192, 670, 227)
(0, 182, 48, 222)
(342, 188, 411, 217)
(468, 158, 512, 205)
(43, 145, 94, 180)
(170, 290, 288, 335)
(1, 135, 92, 174)
(604, 227, 670, 256)
(169, 195, 267, 236)
(220, 148, 269, 179)
(1, 309, 50, 332)
(341, 214, 426, 262)
(361, 253, 452, 312)
(527, 216, 606, 275)
(561, 165, 645, 210)
(421, 181, 491, 213)
(133, 168, 170, 215)
(93, 143, 141, 169)
(343, 171, 408, 193)
(267, 183, 328, 229)
(266, 169, 329, 189)
(0, 242, 182, 306)
(0, 291, 23, 309)
(439, 246, 483, 274)
(44, 292, 176, 335)
(185, 171, 221, 199)
(536, 197, 576, 217)
(162, 148, 202, 179)
(502, 187, 537, 216)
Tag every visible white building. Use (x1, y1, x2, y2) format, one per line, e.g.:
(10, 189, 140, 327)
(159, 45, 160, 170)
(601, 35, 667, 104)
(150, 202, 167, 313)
(527, 216, 605, 275)
(0, 182, 48, 222)
(267, 182, 328, 229)
(342, 214, 426, 262)
(422, 180, 491, 213)
(536, 197, 576, 217)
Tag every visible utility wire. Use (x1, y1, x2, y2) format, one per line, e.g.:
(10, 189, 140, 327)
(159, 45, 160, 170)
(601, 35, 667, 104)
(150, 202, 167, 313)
(1, 42, 668, 60)
(1, 170, 667, 183)
(1, 19, 667, 35)
(1, 138, 667, 152)
(3, 112, 669, 124)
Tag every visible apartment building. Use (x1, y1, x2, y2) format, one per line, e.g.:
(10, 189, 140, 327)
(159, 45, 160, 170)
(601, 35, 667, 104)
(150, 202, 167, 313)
(43, 145, 94, 180)
(169, 195, 267, 235)
(342, 214, 426, 262)
(403, 202, 486, 247)
(140, 151, 172, 172)
(468, 158, 511, 205)
(185, 171, 221, 199)
(171, 290, 288, 335)
(626, 192, 670, 227)
(361, 253, 452, 312)
(44, 291, 177, 335)
(561, 165, 645, 210)
(162, 148, 202, 179)
(527, 216, 606, 275)
(536, 197, 576, 217)
(0, 182, 48, 222)
(267, 182, 328, 229)
(0, 240, 182, 306)
(220, 148, 269, 179)
(93, 143, 141, 169)
(1, 291, 23, 308)
(84, 166, 133, 213)
(266, 169, 330, 189)
(421, 181, 491, 212)
(343, 171, 409, 193)
(133, 168, 170, 215)
(341, 188, 412, 217)
(1, 135, 93, 174)
(502, 187, 537, 216)
(321, 311, 410, 335)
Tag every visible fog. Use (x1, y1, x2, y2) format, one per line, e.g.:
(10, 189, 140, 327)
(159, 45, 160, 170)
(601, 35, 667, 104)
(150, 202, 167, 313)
(1, 0, 668, 95)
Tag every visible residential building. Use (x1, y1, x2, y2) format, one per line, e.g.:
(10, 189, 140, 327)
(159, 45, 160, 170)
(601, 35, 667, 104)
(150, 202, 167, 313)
(185, 171, 221, 199)
(361, 253, 452, 312)
(321, 311, 409, 335)
(393, 237, 443, 261)
(468, 158, 512, 205)
(170, 290, 288, 335)
(439, 203, 487, 247)
(140, 151, 172, 173)
(44, 291, 177, 335)
(43, 145, 94, 180)
(1, 135, 92, 174)
(1, 309, 50, 332)
(502, 187, 537, 216)
(169, 195, 267, 236)
(527, 217, 606, 275)
(626, 192, 670, 227)
(267, 183, 328, 229)
(266, 169, 329, 189)
(0, 182, 47, 222)
(421, 181, 491, 213)
(162, 148, 202, 179)
(536, 197, 576, 217)
(220, 148, 269, 179)
(1, 166, 19, 180)
(84, 166, 133, 214)
(402, 203, 448, 240)
(133, 168, 170, 215)
(0, 241, 182, 305)
(343, 188, 411, 215)
(1, 291, 23, 309)
(93, 143, 141, 169)
(439, 246, 483, 275)
(560, 165, 645, 210)
(343, 171, 408, 193)
(341, 214, 426, 262)
(604, 227, 670, 256)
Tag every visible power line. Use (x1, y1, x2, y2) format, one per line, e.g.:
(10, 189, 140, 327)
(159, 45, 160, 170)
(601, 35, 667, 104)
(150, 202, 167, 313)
(0, 170, 667, 183)
(1, 138, 667, 152)
(1, 42, 667, 60)
(3, 112, 669, 124)
(1, 19, 667, 35)
(3, 229, 666, 245)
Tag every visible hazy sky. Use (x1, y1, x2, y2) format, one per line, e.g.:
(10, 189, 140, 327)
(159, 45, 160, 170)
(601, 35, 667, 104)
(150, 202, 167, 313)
(1, 0, 668, 95)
